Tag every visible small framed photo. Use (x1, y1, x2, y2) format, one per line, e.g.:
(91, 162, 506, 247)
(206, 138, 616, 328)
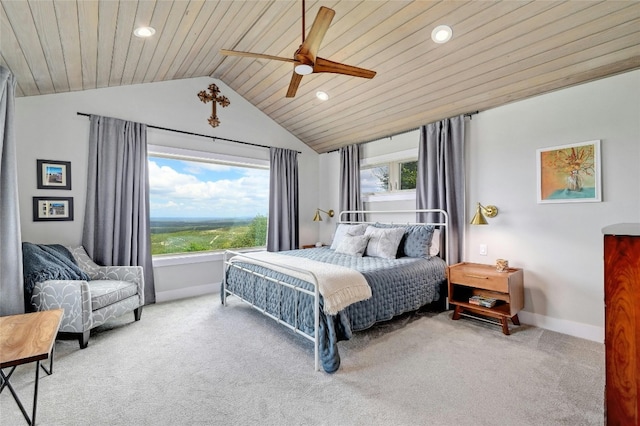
(536, 140, 601, 203)
(33, 197, 74, 221)
(37, 159, 71, 190)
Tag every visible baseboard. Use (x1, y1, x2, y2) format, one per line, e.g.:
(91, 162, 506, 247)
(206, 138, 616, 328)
(155, 282, 220, 303)
(518, 311, 604, 343)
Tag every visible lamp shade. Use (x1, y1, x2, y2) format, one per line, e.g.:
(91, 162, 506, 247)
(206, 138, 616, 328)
(470, 203, 498, 225)
(313, 208, 334, 222)
(470, 205, 488, 225)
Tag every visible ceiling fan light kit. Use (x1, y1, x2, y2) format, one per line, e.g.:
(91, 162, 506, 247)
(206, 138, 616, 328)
(431, 25, 453, 43)
(294, 64, 314, 75)
(220, 0, 376, 98)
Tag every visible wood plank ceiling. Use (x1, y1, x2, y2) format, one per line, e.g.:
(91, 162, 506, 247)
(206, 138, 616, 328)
(2, 0, 639, 153)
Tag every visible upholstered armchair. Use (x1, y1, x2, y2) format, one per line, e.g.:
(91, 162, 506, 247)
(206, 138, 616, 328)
(29, 246, 144, 348)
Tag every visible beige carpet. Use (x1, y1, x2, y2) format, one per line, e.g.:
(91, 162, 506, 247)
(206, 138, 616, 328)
(1, 294, 604, 425)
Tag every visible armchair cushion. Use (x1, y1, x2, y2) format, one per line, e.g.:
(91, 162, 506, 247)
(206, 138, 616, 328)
(90, 280, 138, 311)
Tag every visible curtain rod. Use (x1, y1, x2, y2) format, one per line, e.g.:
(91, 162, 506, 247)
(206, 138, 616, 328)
(76, 112, 302, 154)
(325, 111, 479, 154)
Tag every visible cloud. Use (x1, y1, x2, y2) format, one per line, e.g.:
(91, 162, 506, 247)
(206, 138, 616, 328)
(148, 159, 269, 217)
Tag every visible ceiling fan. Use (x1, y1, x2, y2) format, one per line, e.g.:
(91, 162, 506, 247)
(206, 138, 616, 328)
(220, 0, 376, 98)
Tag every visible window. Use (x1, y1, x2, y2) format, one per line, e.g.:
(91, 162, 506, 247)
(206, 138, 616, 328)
(360, 159, 417, 194)
(360, 164, 389, 193)
(148, 149, 269, 256)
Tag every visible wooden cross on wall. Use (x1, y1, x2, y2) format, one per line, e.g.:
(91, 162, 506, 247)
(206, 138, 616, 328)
(197, 84, 230, 128)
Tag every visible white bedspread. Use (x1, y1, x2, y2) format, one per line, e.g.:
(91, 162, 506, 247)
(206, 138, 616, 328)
(229, 251, 371, 315)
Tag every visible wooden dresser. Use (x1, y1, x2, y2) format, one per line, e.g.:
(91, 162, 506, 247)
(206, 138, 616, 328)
(603, 223, 640, 425)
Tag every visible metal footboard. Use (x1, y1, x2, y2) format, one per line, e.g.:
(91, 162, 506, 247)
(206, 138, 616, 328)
(222, 250, 321, 372)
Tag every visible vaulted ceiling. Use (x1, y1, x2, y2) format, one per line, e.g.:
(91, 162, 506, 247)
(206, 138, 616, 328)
(2, 1, 639, 153)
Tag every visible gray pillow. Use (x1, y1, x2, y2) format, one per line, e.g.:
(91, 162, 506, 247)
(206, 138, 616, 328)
(335, 234, 370, 257)
(364, 226, 405, 259)
(403, 225, 435, 258)
(373, 223, 435, 258)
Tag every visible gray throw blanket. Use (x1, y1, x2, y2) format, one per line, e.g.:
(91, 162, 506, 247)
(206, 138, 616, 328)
(22, 243, 90, 299)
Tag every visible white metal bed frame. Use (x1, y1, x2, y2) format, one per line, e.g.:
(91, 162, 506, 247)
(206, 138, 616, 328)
(222, 209, 449, 372)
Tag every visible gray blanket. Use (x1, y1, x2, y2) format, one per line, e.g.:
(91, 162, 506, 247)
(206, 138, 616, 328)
(22, 242, 90, 300)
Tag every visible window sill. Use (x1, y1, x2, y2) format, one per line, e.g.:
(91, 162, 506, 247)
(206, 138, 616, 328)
(363, 191, 416, 203)
(152, 247, 266, 267)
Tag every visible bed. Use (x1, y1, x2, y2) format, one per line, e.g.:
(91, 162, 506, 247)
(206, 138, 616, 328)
(221, 209, 449, 373)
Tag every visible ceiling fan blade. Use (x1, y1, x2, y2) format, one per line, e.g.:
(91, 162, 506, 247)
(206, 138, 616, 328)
(220, 49, 295, 63)
(286, 72, 304, 98)
(314, 57, 376, 79)
(298, 6, 335, 61)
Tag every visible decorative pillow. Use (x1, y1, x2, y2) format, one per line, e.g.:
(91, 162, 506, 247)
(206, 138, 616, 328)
(335, 234, 370, 257)
(403, 225, 435, 258)
(372, 223, 436, 258)
(330, 223, 368, 250)
(364, 226, 405, 259)
(430, 229, 441, 256)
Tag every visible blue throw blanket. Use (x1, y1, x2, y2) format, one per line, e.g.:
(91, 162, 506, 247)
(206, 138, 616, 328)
(22, 243, 90, 299)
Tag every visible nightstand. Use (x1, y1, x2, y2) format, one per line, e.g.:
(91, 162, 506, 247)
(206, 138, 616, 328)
(447, 262, 524, 335)
(301, 244, 325, 249)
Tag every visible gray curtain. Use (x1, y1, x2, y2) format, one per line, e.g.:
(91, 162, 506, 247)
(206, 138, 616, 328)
(416, 115, 465, 264)
(339, 144, 364, 222)
(83, 115, 155, 304)
(0, 66, 24, 315)
(267, 147, 299, 251)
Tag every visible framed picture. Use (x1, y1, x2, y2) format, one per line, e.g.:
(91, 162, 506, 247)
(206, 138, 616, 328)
(37, 159, 71, 190)
(33, 197, 74, 221)
(536, 140, 601, 203)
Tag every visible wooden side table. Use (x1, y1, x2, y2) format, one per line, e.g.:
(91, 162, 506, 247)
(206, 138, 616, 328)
(447, 262, 524, 335)
(301, 244, 325, 249)
(0, 309, 63, 425)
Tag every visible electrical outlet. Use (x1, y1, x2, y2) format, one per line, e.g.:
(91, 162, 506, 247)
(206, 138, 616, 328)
(479, 244, 488, 256)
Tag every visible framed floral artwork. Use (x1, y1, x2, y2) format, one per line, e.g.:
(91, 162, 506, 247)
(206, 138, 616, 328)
(536, 140, 601, 203)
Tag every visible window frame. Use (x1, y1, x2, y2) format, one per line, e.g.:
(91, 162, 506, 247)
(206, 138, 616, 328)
(360, 148, 418, 202)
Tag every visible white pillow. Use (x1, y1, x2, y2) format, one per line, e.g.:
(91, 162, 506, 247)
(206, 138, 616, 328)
(335, 234, 369, 257)
(430, 229, 441, 256)
(364, 226, 405, 259)
(330, 223, 368, 250)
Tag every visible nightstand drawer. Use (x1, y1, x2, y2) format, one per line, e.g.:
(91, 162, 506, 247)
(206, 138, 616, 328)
(449, 264, 511, 292)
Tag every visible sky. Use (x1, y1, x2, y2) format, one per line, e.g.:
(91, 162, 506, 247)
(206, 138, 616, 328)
(148, 157, 269, 219)
(360, 166, 388, 194)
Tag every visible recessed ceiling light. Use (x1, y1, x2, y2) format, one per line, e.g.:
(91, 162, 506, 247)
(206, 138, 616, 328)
(134, 26, 156, 38)
(431, 25, 452, 44)
(316, 91, 329, 101)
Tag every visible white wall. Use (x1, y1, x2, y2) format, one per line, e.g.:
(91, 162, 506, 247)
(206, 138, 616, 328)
(466, 70, 640, 341)
(321, 69, 640, 342)
(15, 77, 319, 300)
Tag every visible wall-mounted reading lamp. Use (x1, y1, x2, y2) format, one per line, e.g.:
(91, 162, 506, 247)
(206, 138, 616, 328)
(313, 208, 334, 222)
(470, 203, 499, 225)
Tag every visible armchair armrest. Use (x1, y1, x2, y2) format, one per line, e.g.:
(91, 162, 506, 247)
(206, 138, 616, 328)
(30, 280, 93, 333)
(67, 246, 145, 306)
